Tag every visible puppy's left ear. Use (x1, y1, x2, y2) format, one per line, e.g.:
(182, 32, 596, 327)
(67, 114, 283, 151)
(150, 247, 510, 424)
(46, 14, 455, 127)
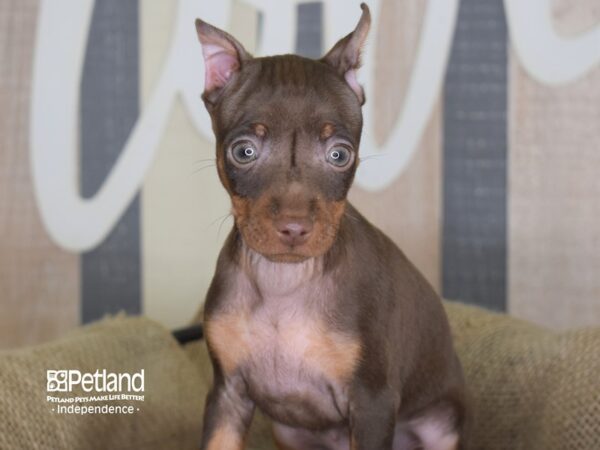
(321, 3, 371, 105)
(195, 19, 251, 105)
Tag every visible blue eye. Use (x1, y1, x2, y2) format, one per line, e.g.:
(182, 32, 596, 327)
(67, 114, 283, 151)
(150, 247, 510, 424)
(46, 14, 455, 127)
(231, 142, 258, 165)
(326, 146, 352, 167)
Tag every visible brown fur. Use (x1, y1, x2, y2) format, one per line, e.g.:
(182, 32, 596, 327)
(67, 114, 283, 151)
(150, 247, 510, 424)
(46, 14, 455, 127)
(195, 4, 469, 450)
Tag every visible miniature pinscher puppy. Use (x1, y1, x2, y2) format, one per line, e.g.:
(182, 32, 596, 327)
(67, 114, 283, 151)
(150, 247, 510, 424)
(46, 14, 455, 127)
(195, 4, 468, 449)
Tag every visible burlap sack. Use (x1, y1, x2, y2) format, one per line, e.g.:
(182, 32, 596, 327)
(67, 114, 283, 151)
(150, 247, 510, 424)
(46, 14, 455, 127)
(445, 301, 600, 450)
(1, 303, 599, 449)
(0, 316, 206, 450)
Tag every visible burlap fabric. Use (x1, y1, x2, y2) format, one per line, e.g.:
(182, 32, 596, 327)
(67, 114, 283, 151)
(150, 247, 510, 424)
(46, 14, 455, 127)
(445, 302, 600, 450)
(0, 316, 205, 449)
(1, 303, 599, 449)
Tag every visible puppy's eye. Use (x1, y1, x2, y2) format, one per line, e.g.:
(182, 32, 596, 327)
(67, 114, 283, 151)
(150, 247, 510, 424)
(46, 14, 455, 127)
(231, 142, 259, 165)
(326, 147, 352, 168)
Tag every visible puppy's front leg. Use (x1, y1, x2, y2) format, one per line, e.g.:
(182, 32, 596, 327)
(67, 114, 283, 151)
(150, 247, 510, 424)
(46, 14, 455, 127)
(349, 385, 399, 450)
(200, 370, 254, 450)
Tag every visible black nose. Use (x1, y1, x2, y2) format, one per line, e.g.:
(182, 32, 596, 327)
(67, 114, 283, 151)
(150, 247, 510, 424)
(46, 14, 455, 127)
(275, 218, 313, 247)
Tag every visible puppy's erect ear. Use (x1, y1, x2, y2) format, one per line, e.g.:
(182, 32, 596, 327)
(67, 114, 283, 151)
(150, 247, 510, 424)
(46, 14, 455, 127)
(321, 3, 371, 105)
(195, 19, 251, 104)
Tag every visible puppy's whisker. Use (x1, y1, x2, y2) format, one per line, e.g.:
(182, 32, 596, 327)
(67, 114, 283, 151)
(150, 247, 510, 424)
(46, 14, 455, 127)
(185, 163, 216, 182)
(344, 211, 360, 223)
(217, 213, 233, 239)
(192, 158, 217, 165)
(359, 153, 389, 163)
(190, 163, 216, 175)
(207, 212, 232, 230)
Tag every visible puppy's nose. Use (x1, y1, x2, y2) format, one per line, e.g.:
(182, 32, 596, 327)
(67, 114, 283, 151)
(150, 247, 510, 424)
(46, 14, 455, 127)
(275, 218, 313, 247)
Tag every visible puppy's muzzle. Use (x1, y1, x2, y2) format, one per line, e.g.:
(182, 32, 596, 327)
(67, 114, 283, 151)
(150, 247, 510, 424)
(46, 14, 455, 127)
(274, 217, 313, 247)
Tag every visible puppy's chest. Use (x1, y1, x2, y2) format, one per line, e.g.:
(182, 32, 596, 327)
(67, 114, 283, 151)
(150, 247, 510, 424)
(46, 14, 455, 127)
(207, 279, 361, 425)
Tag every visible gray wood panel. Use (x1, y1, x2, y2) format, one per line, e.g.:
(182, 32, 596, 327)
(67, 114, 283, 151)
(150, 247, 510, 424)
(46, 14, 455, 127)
(442, 0, 508, 311)
(296, 2, 322, 58)
(80, 0, 141, 323)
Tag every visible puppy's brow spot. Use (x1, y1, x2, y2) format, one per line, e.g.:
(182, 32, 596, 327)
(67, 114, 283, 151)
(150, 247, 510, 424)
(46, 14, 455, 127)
(320, 123, 335, 140)
(253, 123, 267, 138)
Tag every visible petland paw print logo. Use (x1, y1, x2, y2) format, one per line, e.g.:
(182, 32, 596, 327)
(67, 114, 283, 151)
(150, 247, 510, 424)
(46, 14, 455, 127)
(47, 370, 68, 392)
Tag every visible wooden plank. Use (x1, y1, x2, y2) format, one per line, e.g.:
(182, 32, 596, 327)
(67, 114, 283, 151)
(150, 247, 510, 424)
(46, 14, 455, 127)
(349, 0, 442, 290)
(508, 0, 600, 329)
(80, 0, 141, 323)
(0, 0, 79, 349)
(551, 0, 600, 36)
(441, 0, 508, 311)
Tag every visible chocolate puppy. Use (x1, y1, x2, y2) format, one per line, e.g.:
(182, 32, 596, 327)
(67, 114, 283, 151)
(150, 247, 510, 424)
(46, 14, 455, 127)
(195, 4, 468, 449)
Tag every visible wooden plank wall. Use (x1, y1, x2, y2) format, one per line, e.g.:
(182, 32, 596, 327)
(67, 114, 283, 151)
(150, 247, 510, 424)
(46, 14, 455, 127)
(0, 0, 79, 349)
(508, 0, 600, 329)
(0, 0, 599, 349)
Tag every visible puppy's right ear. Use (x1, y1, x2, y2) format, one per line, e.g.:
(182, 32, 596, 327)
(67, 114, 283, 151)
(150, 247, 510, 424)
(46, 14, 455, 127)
(321, 3, 371, 105)
(195, 19, 251, 105)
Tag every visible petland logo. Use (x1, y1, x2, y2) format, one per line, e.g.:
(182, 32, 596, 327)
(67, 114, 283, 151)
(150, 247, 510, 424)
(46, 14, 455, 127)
(46, 370, 145, 415)
(47, 369, 144, 393)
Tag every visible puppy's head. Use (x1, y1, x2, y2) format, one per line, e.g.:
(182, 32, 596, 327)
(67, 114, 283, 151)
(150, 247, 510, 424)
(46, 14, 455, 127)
(195, 4, 370, 262)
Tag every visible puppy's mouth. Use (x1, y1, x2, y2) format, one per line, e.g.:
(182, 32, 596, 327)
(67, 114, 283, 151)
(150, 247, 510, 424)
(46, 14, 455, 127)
(235, 219, 337, 263)
(241, 227, 321, 263)
(231, 195, 346, 262)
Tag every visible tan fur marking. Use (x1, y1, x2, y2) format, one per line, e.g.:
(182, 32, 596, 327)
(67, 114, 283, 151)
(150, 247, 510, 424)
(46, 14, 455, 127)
(427, 433, 458, 450)
(216, 150, 233, 194)
(208, 310, 361, 381)
(301, 322, 362, 382)
(320, 123, 335, 140)
(253, 123, 267, 137)
(231, 195, 250, 219)
(232, 188, 347, 260)
(206, 313, 250, 374)
(205, 425, 244, 450)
